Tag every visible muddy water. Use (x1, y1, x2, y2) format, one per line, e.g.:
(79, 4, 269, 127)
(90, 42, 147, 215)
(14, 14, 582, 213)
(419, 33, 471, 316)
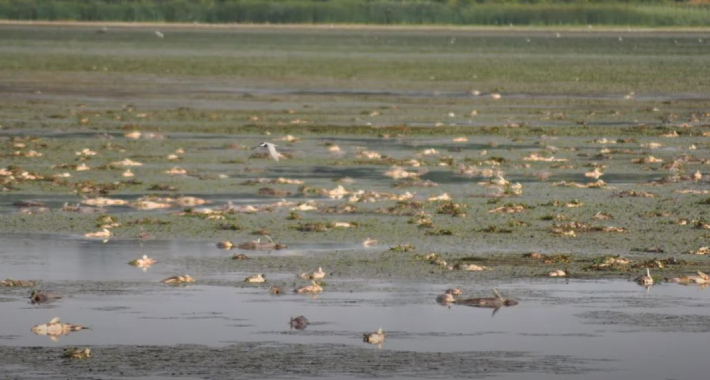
(1, 234, 710, 379)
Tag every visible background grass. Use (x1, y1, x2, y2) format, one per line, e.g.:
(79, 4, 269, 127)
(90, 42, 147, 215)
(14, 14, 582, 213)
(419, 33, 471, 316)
(1, 23, 709, 138)
(0, 0, 710, 26)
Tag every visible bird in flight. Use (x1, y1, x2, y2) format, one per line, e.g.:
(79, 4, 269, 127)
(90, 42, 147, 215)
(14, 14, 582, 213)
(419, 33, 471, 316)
(257, 142, 281, 161)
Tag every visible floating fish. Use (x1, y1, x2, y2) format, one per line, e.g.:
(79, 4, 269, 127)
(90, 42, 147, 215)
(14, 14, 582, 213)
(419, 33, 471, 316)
(457, 289, 518, 316)
(31, 317, 88, 341)
(363, 328, 385, 345)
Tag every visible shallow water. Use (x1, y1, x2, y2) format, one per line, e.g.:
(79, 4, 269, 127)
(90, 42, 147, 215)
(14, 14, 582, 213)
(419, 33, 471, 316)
(2, 233, 710, 379)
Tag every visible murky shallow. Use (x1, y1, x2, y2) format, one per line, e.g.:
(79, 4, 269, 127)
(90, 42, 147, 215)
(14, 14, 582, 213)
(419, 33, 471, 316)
(1, 235, 710, 379)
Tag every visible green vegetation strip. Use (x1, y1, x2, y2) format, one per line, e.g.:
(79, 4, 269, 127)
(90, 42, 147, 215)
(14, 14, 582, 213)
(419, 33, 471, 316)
(1, 0, 710, 27)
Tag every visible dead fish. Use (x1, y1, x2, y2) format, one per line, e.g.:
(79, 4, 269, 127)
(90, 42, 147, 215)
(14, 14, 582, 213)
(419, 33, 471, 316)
(363, 238, 378, 247)
(161, 275, 195, 284)
(636, 268, 653, 286)
(13, 200, 45, 207)
(232, 253, 249, 260)
(81, 197, 127, 207)
(299, 267, 326, 280)
(436, 293, 456, 305)
(0, 279, 36, 287)
(83, 228, 111, 239)
(237, 237, 287, 251)
(175, 196, 207, 207)
(62, 203, 103, 213)
(668, 271, 709, 285)
(132, 200, 172, 210)
(584, 168, 604, 179)
(270, 286, 283, 295)
(64, 347, 91, 359)
(457, 289, 518, 315)
(363, 328, 385, 345)
(453, 263, 489, 271)
(30, 290, 62, 304)
(290, 315, 310, 330)
(294, 281, 323, 294)
(216, 241, 234, 250)
(129, 255, 156, 269)
(31, 317, 88, 341)
(548, 269, 567, 277)
(137, 230, 152, 240)
(245, 274, 266, 284)
(445, 288, 462, 296)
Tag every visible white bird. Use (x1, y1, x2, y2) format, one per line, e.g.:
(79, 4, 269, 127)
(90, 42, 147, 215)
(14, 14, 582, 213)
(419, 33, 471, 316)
(257, 142, 281, 162)
(155, 31, 164, 39)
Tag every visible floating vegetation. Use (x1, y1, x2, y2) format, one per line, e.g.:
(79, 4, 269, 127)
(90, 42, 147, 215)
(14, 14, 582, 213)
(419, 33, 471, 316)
(390, 244, 415, 252)
(296, 223, 330, 232)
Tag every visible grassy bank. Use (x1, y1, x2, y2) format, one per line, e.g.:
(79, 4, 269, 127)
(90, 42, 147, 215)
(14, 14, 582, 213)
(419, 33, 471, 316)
(0, 0, 709, 26)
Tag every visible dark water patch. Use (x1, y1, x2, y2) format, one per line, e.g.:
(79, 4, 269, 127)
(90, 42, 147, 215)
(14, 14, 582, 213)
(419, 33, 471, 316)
(0, 343, 603, 380)
(578, 310, 710, 333)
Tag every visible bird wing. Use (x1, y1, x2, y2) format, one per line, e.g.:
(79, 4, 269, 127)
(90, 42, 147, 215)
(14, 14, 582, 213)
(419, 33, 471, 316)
(267, 144, 280, 162)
